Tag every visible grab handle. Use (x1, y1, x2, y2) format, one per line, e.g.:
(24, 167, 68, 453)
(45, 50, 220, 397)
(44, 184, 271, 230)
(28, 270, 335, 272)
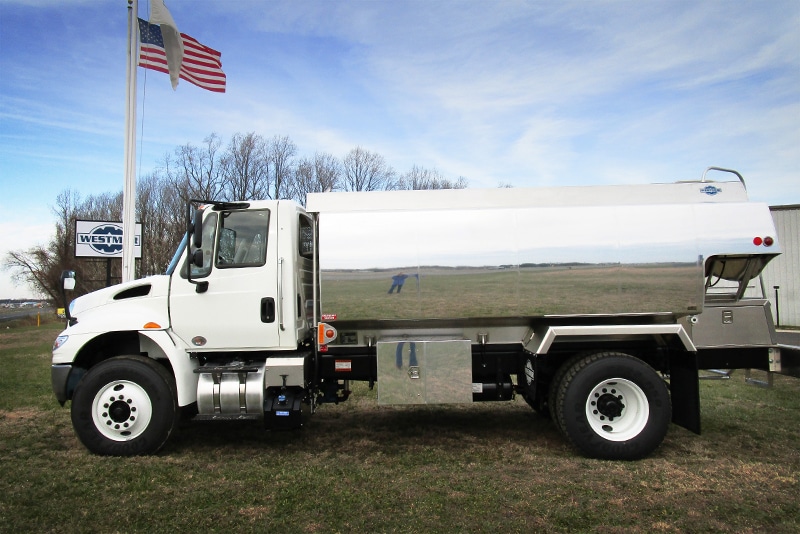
(701, 167, 746, 190)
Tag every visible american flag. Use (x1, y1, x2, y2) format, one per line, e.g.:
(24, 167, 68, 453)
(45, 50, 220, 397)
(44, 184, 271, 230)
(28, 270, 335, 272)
(138, 18, 226, 93)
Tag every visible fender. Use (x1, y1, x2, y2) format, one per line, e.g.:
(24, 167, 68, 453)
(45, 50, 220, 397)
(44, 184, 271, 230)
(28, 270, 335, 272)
(139, 329, 198, 406)
(525, 323, 697, 354)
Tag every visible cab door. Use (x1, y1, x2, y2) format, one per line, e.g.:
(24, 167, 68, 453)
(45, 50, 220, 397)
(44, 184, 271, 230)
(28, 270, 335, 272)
(169, 205, 284, 351)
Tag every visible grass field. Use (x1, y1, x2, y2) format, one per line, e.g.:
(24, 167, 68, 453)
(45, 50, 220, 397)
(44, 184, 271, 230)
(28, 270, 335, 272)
(1, 323, 798, 533)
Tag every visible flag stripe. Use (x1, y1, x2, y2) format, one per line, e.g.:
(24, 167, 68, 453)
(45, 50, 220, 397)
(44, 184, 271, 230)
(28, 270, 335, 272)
(137, 19, 226, 93)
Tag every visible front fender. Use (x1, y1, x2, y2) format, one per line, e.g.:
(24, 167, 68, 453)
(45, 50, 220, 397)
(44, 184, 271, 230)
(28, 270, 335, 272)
(52, 329, 198, 408)
(139, 329, 199, 407)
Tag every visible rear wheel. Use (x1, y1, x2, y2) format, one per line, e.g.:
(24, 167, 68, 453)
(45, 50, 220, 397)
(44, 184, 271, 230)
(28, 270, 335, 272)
(71, 355, 177, 456)
(549, 353, 586, 433)
(555, 352, 671, 460)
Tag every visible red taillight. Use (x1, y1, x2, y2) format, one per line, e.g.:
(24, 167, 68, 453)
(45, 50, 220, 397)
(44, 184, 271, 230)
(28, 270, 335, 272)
(764, 236, 774, 247)
(753, 237, 763, 246)
(753, 236, 775, 247)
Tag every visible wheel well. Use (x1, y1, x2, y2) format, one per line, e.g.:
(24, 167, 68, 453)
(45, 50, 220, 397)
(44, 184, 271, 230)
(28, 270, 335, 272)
(520, 342, 674, 406)
(74, 331, 140, 369)
(537, 341, 673, 378)
(69, 331, 175, 399)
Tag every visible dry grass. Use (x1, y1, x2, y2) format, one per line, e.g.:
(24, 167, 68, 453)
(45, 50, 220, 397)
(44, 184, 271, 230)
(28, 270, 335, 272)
(1, 323, 798, 533)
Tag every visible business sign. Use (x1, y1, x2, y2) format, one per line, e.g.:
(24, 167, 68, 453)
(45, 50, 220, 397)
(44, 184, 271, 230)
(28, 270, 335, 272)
(75, 220, 142, 258)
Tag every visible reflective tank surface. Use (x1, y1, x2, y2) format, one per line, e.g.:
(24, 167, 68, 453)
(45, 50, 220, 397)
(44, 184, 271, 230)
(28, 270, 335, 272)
(307, 182, 777, 322)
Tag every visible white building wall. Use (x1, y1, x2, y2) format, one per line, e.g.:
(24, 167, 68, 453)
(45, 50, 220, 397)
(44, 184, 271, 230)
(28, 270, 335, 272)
(761, 205, 800, 327)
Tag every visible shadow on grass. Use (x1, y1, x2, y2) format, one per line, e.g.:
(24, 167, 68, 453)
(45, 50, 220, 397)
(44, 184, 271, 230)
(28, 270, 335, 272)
(168, 400, 572, 458)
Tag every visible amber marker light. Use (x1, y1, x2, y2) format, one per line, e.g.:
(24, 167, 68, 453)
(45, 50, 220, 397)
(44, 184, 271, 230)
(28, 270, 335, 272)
(143, 322, 162, 329)
(317, 323, 337, 345)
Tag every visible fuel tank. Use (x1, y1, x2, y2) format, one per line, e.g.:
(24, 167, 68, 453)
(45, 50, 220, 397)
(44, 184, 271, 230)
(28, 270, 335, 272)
(307, 181, 778, 322)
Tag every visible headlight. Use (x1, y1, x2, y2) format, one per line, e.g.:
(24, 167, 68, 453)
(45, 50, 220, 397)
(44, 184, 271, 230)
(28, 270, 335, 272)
(53, 335, 69, 351)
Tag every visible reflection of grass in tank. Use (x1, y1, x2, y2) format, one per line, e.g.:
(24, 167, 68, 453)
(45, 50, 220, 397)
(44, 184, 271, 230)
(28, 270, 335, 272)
(321, 264, 700, 320)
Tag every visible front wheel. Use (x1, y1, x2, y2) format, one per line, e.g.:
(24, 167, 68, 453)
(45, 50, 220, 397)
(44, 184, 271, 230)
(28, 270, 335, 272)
(71, 355, 177, 456)
(555, 352, 671, 460)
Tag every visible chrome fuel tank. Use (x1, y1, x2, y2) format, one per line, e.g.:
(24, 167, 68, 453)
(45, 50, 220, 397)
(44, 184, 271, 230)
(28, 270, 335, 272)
(307, 182, 778, 322)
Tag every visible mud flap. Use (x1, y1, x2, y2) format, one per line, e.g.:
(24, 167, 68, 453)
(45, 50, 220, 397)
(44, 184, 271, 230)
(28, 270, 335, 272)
(669, 352, 701, 434)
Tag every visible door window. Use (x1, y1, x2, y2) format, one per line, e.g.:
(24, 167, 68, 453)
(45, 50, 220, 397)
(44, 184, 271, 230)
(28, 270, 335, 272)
(216, 209, 271, 268)
(181, 209, 271, 278)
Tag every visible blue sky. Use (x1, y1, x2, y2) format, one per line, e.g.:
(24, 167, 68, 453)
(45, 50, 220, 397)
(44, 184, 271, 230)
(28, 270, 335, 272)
(1, 0, 798, 298)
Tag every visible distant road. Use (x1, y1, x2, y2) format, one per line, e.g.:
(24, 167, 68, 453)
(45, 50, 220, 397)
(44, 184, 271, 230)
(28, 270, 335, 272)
(0, 307, 54, 323)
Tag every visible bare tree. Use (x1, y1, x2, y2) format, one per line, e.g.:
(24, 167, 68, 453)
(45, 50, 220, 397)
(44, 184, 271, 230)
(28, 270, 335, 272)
(268, 135, 297, 200)
(3, 190, 73, 300)
(137, 171, 186, 276)
(397, 165, 468, 190)
(4, 247, 58, 301)
(221, 132, 270, 201)
(3, 171, 192, 301)
(292, 152, 342, 203)
(165, 133, 225, 201)
(3, 189, 127, 301)
(341, 146, 396, 191)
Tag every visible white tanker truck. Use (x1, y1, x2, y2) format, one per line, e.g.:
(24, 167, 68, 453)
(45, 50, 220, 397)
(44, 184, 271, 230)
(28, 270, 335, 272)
(51, 168, 795, 459)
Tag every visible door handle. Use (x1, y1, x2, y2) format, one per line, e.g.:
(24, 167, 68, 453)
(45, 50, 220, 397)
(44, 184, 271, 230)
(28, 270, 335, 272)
(261, 297, 275, 323)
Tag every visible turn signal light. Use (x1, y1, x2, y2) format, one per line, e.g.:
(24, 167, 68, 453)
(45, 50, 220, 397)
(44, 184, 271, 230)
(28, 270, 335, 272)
(318, 323, 338, 345)
(143, 322, 162, 329)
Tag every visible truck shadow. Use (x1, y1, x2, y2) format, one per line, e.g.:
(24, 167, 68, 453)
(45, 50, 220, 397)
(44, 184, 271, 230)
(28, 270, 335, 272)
(167, 402, 571, 457)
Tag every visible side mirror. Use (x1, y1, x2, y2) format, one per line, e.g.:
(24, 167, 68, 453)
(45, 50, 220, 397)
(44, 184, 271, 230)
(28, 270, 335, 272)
(60, 270, 76, 325)
(192, 249, 205, 268)
(192, 209, 204, 248)
(62, 270, 76, 291)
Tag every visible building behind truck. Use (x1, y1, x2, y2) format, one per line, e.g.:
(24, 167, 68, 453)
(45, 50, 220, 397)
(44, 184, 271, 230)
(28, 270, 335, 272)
(51, 168, 798, 460)
(762, 205, 800, 327)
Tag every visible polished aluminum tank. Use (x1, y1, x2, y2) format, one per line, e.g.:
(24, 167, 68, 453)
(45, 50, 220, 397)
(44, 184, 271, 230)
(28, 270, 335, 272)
(306, 181, 779, 322)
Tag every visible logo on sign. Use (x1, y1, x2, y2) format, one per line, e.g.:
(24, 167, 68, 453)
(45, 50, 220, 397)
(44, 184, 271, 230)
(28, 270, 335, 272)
(700, 185, 722, 196)
(77, 224, 140, 256)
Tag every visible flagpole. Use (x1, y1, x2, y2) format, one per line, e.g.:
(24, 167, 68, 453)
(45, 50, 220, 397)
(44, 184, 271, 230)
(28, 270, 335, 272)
(122, 0, 138, 283)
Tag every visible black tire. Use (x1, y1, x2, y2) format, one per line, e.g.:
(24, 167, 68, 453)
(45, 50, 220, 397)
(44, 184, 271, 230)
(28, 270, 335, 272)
(71, 355, 178, 456)
(555, 352, 671, 460)
(549, 353, 588, 432)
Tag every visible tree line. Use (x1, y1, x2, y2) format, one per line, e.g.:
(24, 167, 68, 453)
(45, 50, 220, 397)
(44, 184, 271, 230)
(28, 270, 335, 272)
(4, 132, 468, 302)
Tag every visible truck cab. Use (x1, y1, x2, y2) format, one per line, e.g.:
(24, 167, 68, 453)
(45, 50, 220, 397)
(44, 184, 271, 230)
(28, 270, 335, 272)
(168, 200, 314, 352)
(51, 199, 315, 455)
